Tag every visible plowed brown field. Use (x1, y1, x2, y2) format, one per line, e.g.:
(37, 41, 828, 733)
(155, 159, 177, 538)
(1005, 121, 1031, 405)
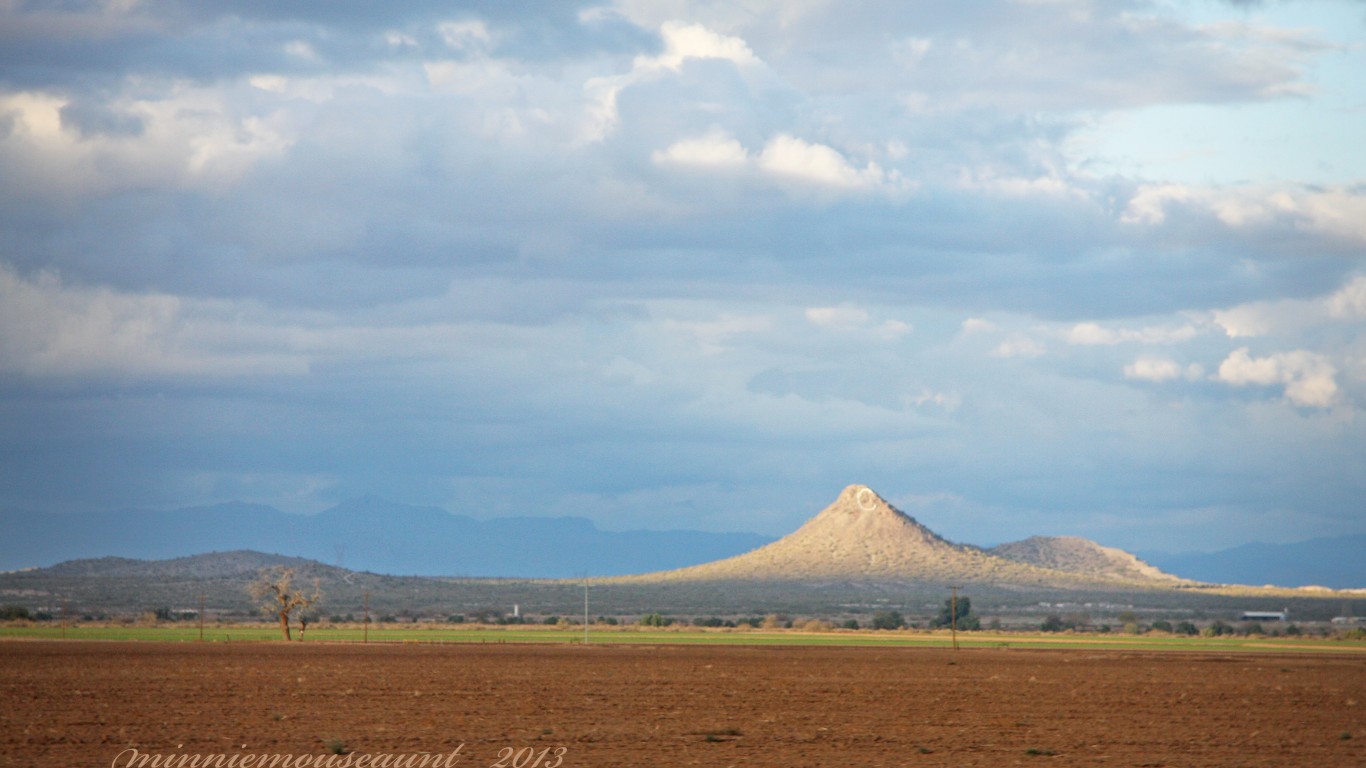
(2, 640, 1363, 767)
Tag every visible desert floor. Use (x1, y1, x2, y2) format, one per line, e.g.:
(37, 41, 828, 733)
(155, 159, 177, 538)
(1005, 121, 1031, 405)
(2, 640, 1363, 767)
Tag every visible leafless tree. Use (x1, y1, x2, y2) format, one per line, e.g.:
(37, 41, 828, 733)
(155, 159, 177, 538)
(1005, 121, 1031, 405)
(248, 566, 322, 641)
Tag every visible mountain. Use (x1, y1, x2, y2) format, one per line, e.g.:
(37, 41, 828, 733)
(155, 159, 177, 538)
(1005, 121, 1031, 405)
(4, 490, 1360, 617)
(40, 551, 343, 580)
(0, 500, 772, 578)
(989, 536, 1183, 584)
(613, 485, 1176, 588)
(1140, 534, 1366, 589)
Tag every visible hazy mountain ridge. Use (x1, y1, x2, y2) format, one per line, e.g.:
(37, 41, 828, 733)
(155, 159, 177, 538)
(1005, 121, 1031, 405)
(38, 551, 344, 580)
(0, 500, 772, 578)
(5, 487, 1362, 618)
(5, 486, 1360, 588)
(1140, 534, 1366, 590)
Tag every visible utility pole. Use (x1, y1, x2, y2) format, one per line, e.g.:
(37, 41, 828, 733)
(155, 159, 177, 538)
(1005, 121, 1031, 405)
(583, 580, 589, 645)
(363, 591, 370, 644)
(198, 593, 205, 642)
(950, 585, 962, 651)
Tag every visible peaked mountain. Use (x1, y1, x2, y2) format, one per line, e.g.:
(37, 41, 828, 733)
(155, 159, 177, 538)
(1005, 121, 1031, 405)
(989, 536, 1183, 584)
(613, 485, 1173, 588)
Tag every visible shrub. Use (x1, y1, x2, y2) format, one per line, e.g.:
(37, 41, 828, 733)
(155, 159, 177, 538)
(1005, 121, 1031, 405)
(0, 606, 31, 621)
(1150, 620, 1174, 633)
(871, 611, 905, 630)
(842, 619, 860, 630)
(1174, 621, 1198, 636)
(1040, 615, 1066, 633)
(1202, 620, 1235, 637)
(931, 597, 980, 630)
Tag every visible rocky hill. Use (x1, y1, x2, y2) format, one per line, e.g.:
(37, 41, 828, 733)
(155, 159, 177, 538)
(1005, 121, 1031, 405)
(611, 485, 1172, 588)
(989, 536, 1184, 584)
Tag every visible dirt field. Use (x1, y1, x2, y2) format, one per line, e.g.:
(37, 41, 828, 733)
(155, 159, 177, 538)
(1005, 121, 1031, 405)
(2, 641, 1362, 768)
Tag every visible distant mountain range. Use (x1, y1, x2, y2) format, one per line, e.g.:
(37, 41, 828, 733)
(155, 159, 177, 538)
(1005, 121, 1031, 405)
(1140, 535, 1366, 590)
(3, 487, 1362, 588)
(0, 497, 771, 578)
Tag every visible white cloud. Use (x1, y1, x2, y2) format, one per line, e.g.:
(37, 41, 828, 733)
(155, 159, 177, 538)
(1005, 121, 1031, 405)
(991, 336, 1046, 358)
(1067, 321, 1198, 346)
(438, 20, 492, 51)
(1124, 357, 1181, 382)
(1327, 275, 1366, 319)
(1215, 347, 1339, 408)
(641, 21, 760, 72)
(1068, 322, 1120, 345)
(651, 129, 750, 168)
(1120, 183, 1194, 225)
(1294, 188, 1366, 244)
(904, 388, 961, 411)
(1209, 273, 1366, 339)
(0, 85, 294, 200)
(1122, 183, 1366, 245)
(757, 134, 898, 190)
(1123, 357, 1203, 383)
(1211, 305, 1274, 339)
(653, 130, 910, 197)
(960, 318, 997, 335)
(955, 166, 1086, 201)
(584, 21, 763, 141)
(804, 305, 911, 339)
(805, 304, 870, 328)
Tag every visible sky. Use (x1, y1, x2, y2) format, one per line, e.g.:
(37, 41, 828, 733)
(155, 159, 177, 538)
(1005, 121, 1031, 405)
(1, 0, 1364, 555)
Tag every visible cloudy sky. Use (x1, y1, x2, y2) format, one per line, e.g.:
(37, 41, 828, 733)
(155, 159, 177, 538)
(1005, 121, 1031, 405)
(2, 0, 1364, 554)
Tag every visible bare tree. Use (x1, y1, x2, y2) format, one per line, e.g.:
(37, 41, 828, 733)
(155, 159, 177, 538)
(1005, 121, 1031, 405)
(248, 566, 322, 640)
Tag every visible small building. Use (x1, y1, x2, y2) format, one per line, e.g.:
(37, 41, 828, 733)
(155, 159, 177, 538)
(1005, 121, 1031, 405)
(1239, 609, 1288, 622)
